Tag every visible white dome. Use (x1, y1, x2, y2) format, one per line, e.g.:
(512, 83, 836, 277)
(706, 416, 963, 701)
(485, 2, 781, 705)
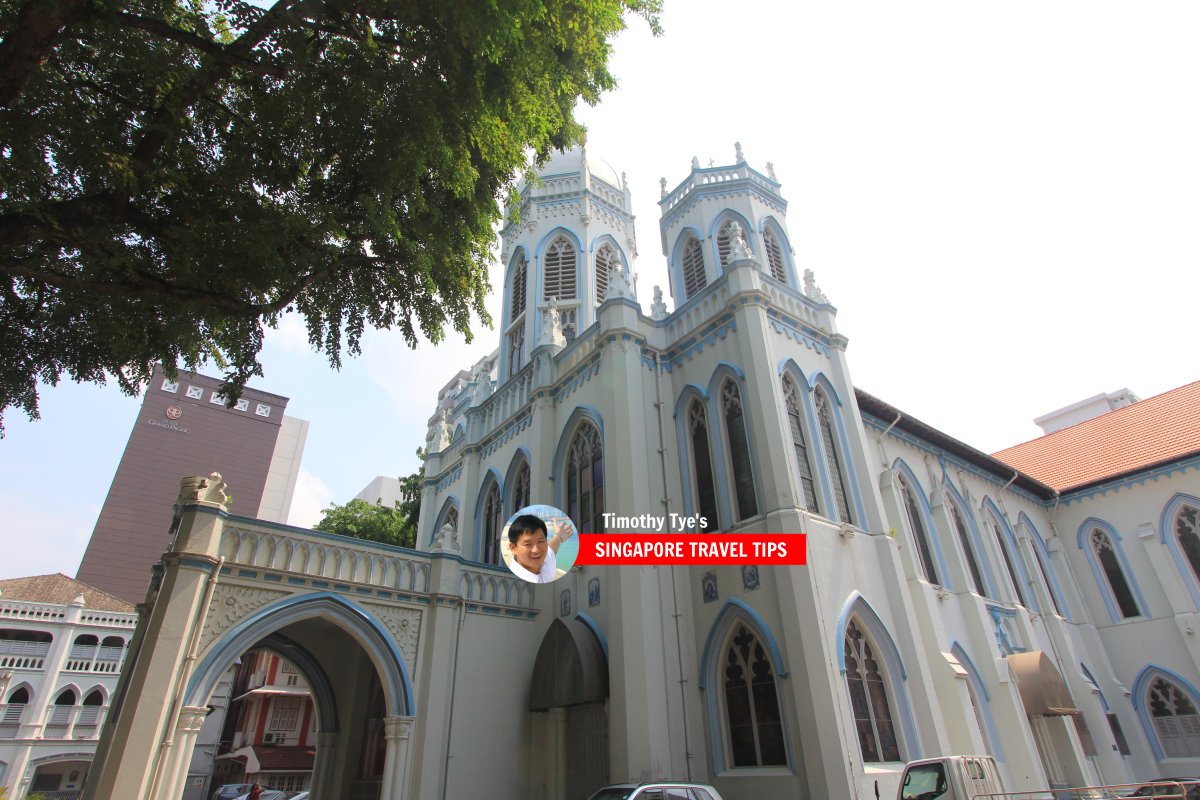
(538, 147, 623, 189)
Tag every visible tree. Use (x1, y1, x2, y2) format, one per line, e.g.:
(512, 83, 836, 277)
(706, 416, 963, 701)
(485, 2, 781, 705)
(314, 497, 414, 548)
(0, 0, 661, 432)
(315, 448, 423, 546)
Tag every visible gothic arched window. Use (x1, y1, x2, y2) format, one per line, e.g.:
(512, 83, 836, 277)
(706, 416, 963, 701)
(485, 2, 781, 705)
(543, 236, 577, 302)
(481, 481, 502, 565)
(897, 472, 938, 585)
(721, 380, 758, 521)
(815, 389, 853, 524)
(1148, 676, 1200, 757)
(1, 686, 29, 737)
(986, 510, 1028, 607)
(722, 623, 786, 766)
(1175, 503, 1200, 585)
(948, 500, 988, 597)
(687, 399, 719, 532)
(508, 325, 524, 376)
(595, 243, 619, 306)
(681, 236, 706, 299)
(1030, 537, 1064, 616)
(844, 619, 901, 763)
(511, 459, 531, 512)
(511, 252, 527, 318)
(567, 422, 604, 533)
(763, 226, 787, 282)
(782, 376, 819, 513)
(1091, 528, 1140, 618)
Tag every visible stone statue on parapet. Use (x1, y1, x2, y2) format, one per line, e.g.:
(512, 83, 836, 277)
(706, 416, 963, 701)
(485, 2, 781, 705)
(542, 296, 567, 347)
(725, 221, 756, 264)
(605, 263, 635, 302)
(650, 286, 669, 321)
(804, 269, 829, 304)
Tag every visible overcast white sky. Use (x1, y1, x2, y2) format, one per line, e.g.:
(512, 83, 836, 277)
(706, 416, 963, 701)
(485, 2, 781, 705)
(2, 0, 1198, 580)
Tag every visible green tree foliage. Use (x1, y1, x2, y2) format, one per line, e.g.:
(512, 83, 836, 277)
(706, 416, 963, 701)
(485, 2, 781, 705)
(315, 449, 423, 547)
(0, 0, 661, 431)
(315, 497, 414, 548)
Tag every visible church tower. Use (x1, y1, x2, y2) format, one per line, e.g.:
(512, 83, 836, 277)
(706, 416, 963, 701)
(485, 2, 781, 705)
(498, 147, 638, 381)
(658, 143, 797, 305)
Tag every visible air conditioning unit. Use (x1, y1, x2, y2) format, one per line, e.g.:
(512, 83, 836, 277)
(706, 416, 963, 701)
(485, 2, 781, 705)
(262, 733, 276, 744)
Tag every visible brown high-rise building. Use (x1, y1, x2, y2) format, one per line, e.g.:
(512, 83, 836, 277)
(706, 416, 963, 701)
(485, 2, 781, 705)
(76, 365, 308, 604)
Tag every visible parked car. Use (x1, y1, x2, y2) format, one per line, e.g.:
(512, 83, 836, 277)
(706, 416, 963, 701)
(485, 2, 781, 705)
(586, 783, 724, 800)
(1127, 779, 1200, 800)
(213, 785, 254, 800)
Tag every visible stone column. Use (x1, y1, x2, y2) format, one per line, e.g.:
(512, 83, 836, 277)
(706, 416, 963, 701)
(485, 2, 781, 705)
(380, 715, 414, 800)
(164, 705, 209, 800)
(310, 731, 340, 799)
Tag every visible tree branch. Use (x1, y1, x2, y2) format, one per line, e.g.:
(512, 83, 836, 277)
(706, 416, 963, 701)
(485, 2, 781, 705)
(111, 13, 287, 78)
(0, 0, 95, 107)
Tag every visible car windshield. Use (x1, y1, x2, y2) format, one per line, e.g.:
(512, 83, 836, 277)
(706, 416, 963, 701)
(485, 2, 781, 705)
(589, 789, 636, 800)
(902, 764, 949, 800)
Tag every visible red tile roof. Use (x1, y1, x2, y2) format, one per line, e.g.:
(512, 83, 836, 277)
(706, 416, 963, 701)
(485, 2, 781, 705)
(993, 380, 1200, 493)
(0, 573, 136, 613)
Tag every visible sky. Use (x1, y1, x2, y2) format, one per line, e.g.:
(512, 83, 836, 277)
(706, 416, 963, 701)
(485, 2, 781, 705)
(2, 0, 1198, 580)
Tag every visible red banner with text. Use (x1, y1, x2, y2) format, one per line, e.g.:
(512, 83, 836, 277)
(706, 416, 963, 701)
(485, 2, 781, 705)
(574, 534, 807, 566)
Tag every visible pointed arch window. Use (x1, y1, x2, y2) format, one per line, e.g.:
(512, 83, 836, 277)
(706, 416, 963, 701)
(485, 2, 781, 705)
(75, 689, 104, 737)
(815, 389, 853, 524)
(1091, 528, 1140, 618)
(763, 227, 787, 282)
(481, 482, 502, 565)
(782, 376, 819, 513)
(46, 687, 77, 738)
(1148, 676, 1200, 757)
(948, 500, 987, 597)
(682, 237, 706, 299)
(844, 618, 901, 763)
(567, 422, 604, 533)
(721, 380, 758, 521)
(687, 399, 719, 532)
(543, 236, 577, 302)
(1, 686, 29, 737)
(595, 243, 620, 306)
(508, 325, 524, 376)
(986, 511, 1028, 607)
(1030, 539, 1064, 616)
(722, 623, 786, 766)
(511, 252, 528, 318)
(512, 460, 531, 512)
(896, 473, 938, 585)
(716, 218, 747, 269)
(1174, 503, 1200, 585)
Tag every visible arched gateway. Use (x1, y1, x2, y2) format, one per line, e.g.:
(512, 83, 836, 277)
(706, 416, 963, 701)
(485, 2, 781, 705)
(84, 475, 539, 800)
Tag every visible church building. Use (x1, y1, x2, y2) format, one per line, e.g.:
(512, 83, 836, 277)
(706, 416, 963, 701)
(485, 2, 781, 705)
(82, 147, 1200, 800)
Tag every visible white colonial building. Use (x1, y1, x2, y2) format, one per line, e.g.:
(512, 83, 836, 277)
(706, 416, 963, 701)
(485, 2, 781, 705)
(83, 147, 1200, 800)
(0, 574, 135, 799)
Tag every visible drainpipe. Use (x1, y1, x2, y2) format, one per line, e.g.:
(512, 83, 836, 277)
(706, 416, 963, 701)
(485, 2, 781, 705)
(654, 350, 693, 780)
(876, 411, 902, 469)
(148, 555, 225, 800)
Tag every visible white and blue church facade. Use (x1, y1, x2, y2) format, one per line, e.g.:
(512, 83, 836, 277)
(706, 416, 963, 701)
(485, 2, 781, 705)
(82, 147, 1200, 800)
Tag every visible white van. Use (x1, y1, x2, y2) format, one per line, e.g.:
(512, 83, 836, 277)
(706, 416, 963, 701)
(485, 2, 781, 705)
(899, 755, 1005, 800)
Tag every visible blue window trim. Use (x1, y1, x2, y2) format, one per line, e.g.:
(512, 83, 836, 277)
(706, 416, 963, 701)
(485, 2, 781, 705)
(981, 498, 1039, 613)
(1018, 512, 1071, 620)
(705, 363, 764, 529)
(1076, 517, 1147, 623)
(778, 360, 824, 517)
(698, 598, 793, 773)
(707, 209, 758, 273)
(673, 384, 725, 529)
(1159, 493, 1200, 609)
(810, 373, 867, 526)
(1131, 664, 1200, 761)
(1079, 662, 1109, 712)
(472, 468, 504, 563)
(550, 405, 605, 511)
(834, 591, 922, 761)
(429, 495, 461, 547)
(941, 476, 1000, 598)
(892, 458, 952, 590)
(757, 215, 797, 288)
(503, 447, 533, 515)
